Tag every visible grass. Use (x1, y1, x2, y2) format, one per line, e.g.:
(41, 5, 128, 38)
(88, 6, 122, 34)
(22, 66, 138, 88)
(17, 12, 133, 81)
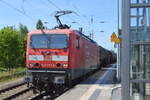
(0, 67, 26, 82)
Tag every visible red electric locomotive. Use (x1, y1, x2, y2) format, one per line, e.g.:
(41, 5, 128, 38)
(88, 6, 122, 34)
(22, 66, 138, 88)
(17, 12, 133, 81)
(26, 29, 100, 92)
(25, 11, 100, 93)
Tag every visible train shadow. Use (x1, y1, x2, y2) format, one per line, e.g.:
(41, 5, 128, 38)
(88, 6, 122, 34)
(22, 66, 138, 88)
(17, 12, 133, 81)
(78, 64, 120, 85)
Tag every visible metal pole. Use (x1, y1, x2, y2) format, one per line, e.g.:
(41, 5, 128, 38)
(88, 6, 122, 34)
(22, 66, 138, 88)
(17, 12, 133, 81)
(121, 0, 130, 100)
(148, 0, 150, 26)
(117, 0, 121, 80)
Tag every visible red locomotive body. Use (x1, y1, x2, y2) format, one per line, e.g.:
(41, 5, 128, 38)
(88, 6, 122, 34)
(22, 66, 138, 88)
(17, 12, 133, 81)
(26, 29, 100, 92)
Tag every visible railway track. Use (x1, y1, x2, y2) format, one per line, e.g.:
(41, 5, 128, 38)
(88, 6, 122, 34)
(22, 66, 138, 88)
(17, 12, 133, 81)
(3, 87, 32, 100)
(28, 92, 47, 100)
(0, 81, 26, 94)
(0, 80, 69, 100)
(0, 81, 33, 100)
(0, 66, 109, 100)
(0, 81, 59, 100)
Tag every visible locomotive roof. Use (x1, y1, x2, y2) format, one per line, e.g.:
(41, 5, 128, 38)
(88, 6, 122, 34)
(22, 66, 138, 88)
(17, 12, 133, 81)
(29, 29, 74, 34)
(29, 29, 98, 44)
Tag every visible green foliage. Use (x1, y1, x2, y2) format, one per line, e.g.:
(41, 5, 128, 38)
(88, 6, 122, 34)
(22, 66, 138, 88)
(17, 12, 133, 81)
(0, 26, 27, 70)
(0, 67, 26, 82)
(18, 23, 28, 67)
(19, 23, 28, 36)
(36, 19, 45, 29)
(18, 34, 27, 67)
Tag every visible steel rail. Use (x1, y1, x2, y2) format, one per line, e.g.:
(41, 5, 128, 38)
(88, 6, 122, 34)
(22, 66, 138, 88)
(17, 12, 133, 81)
(0, 81, 26, 94)
(28, 92, 47, 100)
(3, 87, 32, 100)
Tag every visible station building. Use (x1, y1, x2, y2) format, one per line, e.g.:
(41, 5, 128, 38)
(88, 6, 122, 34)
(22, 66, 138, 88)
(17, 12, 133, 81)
(120, 0, 150, 100)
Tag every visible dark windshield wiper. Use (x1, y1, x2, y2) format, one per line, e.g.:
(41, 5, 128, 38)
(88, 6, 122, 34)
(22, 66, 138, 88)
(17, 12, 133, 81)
(47, 40, 51, 49)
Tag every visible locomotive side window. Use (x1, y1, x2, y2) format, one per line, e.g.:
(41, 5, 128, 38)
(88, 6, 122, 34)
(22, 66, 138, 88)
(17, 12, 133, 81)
(76, 37, 80, 49)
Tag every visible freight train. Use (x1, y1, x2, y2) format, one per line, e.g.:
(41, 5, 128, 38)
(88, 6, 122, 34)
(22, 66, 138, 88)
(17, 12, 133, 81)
(25, 11, 116, 94)
(99, 46, 116, 67)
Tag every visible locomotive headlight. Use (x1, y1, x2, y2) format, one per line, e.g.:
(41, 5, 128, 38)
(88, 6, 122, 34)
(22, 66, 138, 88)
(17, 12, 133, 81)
(63, 64, 68, 68)
(29, 63, 34, 68)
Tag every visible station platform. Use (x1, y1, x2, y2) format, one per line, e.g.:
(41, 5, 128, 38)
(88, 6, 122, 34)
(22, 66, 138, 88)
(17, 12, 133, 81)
(56, 64, 122, 100)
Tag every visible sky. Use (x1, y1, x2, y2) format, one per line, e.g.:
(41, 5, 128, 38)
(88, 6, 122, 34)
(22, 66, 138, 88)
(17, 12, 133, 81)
(0, 0, 118, 50)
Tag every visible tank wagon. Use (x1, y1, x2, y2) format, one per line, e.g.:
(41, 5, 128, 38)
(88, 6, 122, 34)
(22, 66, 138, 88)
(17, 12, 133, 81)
(99, 46, 116, 67)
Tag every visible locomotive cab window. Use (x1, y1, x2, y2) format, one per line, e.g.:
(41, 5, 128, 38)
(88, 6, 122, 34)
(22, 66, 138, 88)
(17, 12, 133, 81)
(76, 37, 80, 49)
(30, 34, 68, 49)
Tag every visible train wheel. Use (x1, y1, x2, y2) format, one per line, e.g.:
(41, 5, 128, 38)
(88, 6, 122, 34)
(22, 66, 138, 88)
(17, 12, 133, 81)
(66, 74, 72, 88)
(33, 88, 38, 94)
(49, 94, 54, 100)
(27, 82, 30, 88)
(68, 78, 72, 88)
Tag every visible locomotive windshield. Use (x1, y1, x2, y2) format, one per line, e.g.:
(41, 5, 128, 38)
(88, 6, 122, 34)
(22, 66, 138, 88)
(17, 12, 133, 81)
(30, 34, 68, 49)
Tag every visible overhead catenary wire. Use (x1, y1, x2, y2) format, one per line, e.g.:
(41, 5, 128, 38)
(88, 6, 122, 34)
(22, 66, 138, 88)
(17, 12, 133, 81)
(0, 0, 35, 21)
(47, 0, 61, 10)
(46, 0, 82, 27)
(73, 5, 93, 36)
(20, 0, 26, 15)
(72, 5, 89, 22)
(46, 0, 99, 40)
(0, 0, 86, 29)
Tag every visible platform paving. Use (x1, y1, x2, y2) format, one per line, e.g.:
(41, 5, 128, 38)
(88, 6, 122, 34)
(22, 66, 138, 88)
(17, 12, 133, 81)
(56, 64, 121, 100)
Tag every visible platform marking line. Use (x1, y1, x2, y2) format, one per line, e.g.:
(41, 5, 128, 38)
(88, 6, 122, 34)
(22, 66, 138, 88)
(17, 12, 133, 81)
(79, 65, 117, 100)
(79, 85, 100, 100)
(88, 89, 101, 100)
(79, 69, 112, 100)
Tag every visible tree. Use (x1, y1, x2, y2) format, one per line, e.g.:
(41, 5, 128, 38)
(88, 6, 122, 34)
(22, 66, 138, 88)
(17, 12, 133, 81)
(0, 25, 28, 70)
(18, 24, 28, 67)
(19, 23, 28, 36)
(36, 19, 44, 29)
(0, 26, 20, 70)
